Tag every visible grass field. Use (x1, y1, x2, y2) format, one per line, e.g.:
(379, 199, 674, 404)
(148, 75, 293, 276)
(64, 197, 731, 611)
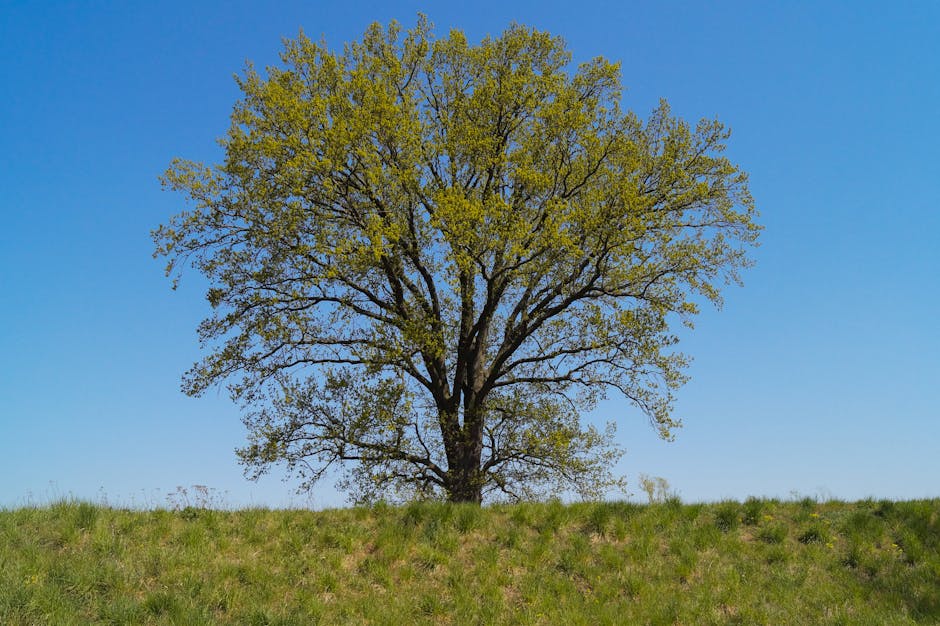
(2, 497, 938, 624)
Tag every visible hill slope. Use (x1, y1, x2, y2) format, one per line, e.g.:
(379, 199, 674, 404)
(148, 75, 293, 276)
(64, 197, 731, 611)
(2, 498, 939, 624)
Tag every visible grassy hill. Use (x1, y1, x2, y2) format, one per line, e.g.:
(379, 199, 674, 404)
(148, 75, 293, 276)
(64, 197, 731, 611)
(2, 498, 938, 624)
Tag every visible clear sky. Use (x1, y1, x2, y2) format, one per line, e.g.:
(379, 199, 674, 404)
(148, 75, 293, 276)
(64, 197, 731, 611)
(2, 1, 938, 509)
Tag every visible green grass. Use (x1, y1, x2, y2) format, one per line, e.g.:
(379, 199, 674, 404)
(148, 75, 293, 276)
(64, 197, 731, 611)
(2, 498, 939, 624)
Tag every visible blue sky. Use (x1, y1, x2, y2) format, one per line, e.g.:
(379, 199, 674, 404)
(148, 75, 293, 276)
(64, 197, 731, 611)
(1, 1, 938, 508)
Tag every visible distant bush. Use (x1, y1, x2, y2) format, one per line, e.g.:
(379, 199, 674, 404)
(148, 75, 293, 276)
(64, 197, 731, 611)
(798, 524, 826, 544)
(166, 485, 228, 511)
(742, 497, 763, 525)
(714, 501, 740, 532)
(638, 474, 674, 504)
(758, 524, 787, 544)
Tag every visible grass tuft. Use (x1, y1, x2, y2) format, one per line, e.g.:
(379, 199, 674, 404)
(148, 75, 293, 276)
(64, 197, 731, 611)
(714, 500, 740, 532)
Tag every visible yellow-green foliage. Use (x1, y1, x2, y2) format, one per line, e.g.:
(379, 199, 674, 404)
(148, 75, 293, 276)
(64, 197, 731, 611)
(154, 17, 760, 503)
(3, 499, 939, 624)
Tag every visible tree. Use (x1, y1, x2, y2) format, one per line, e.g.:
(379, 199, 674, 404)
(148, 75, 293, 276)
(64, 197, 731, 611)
(154, 17, 760, 504)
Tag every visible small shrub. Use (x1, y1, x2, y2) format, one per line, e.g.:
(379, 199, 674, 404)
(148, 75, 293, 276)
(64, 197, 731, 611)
(742, 497, 763, 526)
(638, 474, 673, 504)
(798, 525, 826, 544)
(714, 501, 740, 532)
(842, 544, 862, 569)
(758, 524, 786, 544)
(585, 504, 612, 535)
(874, 500, 895, 518)
(179, 506, 200, 521)
(75, 502, 98, 531)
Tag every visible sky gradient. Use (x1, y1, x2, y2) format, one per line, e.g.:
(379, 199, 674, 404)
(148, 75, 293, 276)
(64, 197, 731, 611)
(2, 1, 938, 508)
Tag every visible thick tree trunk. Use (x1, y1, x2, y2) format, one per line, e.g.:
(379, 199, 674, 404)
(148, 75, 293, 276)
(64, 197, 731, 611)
(442, 414, 485, 504)
(447, 468, 483, 504)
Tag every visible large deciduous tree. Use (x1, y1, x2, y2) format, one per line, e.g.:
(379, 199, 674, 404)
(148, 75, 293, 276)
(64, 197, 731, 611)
(154, 17, 760, 504)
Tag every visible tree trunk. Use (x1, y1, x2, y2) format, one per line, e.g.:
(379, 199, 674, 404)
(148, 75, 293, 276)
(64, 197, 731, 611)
(443, 417, 485, 504)
(447, 465, 483, 504)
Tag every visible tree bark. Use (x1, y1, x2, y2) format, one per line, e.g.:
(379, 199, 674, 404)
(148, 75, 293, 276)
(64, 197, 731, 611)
(446, 464, 483, 503)
(442, 411, 485, 504)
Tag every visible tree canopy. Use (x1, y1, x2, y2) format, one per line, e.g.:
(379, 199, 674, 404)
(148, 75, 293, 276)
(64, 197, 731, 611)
(154, 17, 760, 503)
